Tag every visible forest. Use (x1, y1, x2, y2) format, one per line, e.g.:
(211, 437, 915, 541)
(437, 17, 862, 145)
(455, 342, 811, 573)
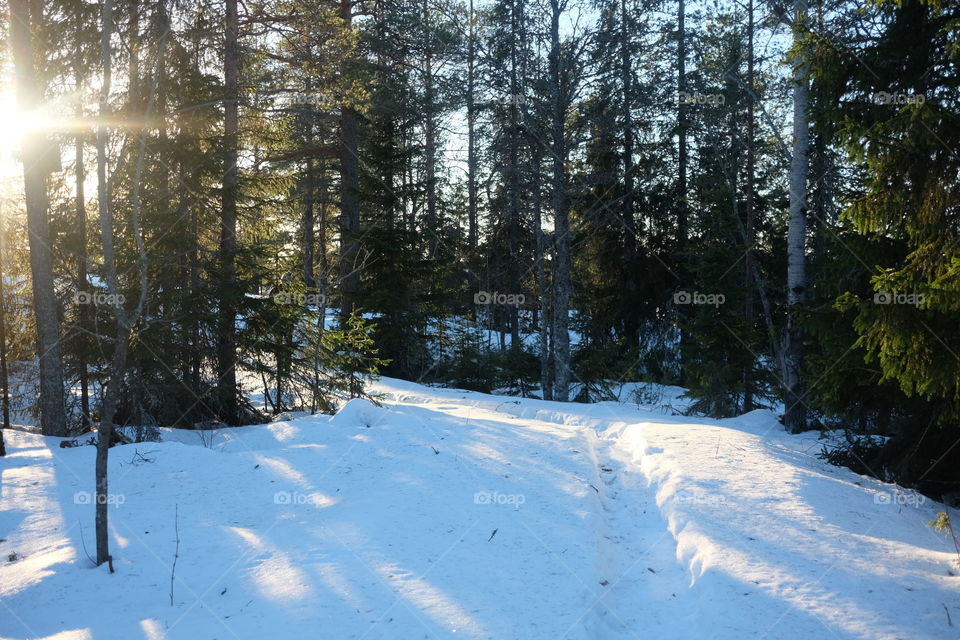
(0, 0, 958, 634)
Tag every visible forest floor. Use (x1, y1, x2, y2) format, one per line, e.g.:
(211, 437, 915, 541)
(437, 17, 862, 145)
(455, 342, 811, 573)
(1, 378, 958, 639)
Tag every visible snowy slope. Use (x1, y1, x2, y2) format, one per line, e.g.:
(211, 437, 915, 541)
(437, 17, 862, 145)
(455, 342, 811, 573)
(1, 378, 957, 639)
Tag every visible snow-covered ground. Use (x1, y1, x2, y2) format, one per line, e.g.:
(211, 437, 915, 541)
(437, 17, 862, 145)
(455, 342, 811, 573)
(1, 378, 957, 639)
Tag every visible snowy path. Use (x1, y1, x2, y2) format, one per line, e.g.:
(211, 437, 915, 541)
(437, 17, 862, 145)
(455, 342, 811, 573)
(1, 378, 957, 639)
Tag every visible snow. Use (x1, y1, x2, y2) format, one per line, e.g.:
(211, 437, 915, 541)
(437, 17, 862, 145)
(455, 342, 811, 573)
(1, 377, 957, 639)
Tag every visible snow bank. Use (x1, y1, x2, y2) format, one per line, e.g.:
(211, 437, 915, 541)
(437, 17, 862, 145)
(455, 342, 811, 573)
(0, 378, 956, 639)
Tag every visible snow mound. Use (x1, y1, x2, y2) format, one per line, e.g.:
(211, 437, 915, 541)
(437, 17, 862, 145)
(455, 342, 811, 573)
(328, 397, 390, 428)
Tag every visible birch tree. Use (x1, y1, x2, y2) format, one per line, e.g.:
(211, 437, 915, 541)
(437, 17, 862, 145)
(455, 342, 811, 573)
(783, 0, 809, 433)
(93, 0, 156, 567)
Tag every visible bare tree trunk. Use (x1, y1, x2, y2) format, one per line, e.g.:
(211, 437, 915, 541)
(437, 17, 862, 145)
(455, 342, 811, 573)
(423, 0, 439, 257)
(424, 86, 438, 254)
(339, 105, 361, 317)
(217, 0, 240, 423)
(94, 0, 157, 566)
(93, 0, 116, 568)
(154, 4, 174, 328)
(304, 159, 316, 289)
(619, 0, 634, 229)
(783, 0, 809, 433)
(533, 158, 552, 401)
(94, 325, 127, 570)
(339, 0, 361, 318)
(743, 0, 755, 413)
(9, 0, 67, 437)
(466, 0, 479, 248)
(506, 0, 522, 347)
(549, 0, 571, 402)
(619, 0, 639, 346)
(674, 0, 690, 383)
(75, 71, 91, 431)
(677, 0, 688, 246)
(180, 19, 203, 393)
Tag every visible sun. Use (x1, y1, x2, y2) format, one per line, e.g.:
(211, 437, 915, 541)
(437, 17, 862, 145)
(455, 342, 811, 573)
(0, 84, 62, 179)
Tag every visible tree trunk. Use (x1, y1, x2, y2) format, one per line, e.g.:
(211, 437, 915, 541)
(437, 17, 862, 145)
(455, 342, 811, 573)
(94, 326, 127, 570)
(549, 0, 571, 402)
(677, 0, 688, 245)
(533, 158, 552, 401)
(94, 0, 116, 568)
(94, 0, 155, 566)
(304, 159, 316, 289)
(506, 0, 522, 347)
(783, 0, 810, 433)
(466, 0, 479, 248)
(339, 0, 361, 318)
(424, 86, 438, 255)
(743, 0, 755, 413)
(339, 104, 361, 317)
(9, 0, 67, 437)
(674, 0, 689, 384)
(619, 0, 634, 230)
(155, 5, 174, 329)
(217, 0, 240, 423)
(619, 0, 639, 346)
(423, 0, 439, 257)
(75, 72, 91, 431)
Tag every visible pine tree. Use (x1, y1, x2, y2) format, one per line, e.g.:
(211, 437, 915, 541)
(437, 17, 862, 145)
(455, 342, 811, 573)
(806, 0, 960, 490)
(8, 0, 67, 436)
